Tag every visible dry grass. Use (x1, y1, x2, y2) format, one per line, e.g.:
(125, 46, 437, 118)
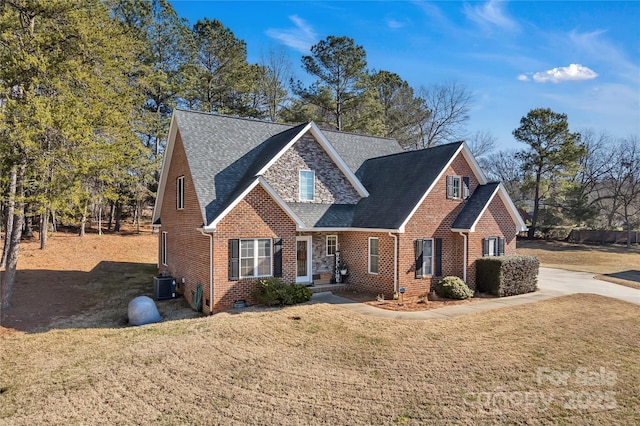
(1, 295, 638, 424)
(0, 233, 638, 424)
(517, 239, 640, 290)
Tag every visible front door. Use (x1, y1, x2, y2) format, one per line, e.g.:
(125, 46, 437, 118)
(296, 236, 312, 284)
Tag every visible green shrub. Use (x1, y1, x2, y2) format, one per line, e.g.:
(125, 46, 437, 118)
(476, 256, 539, 297)
(252, 278, 312, 306)
(435, 276, 474, 300)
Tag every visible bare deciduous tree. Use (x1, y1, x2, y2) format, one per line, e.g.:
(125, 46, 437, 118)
(416, 81, 472, 148)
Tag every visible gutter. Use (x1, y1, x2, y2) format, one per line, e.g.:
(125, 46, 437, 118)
(458, 231, 467, 282)
(198, 227, 214, 315)
(388, 232, 398, 293)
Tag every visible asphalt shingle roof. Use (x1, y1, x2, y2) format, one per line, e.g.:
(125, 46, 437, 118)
(287, 203, 356, 228)
(451, 182, 501, 231)
(172, 109, 467, 230)
(351, 142, 464, 229)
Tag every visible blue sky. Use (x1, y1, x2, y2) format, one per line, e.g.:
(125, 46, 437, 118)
(170, 1, 640, 151)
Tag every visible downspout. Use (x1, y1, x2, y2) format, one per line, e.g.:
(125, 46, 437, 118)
(199, 228, 214, 315)
(458, 231, 467, 283)
(388, 232, 398, 293)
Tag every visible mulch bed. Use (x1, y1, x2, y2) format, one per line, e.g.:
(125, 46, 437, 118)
(334, 289, 493, 312)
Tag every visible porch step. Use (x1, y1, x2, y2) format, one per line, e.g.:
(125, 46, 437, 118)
(308, 284, 347, 294)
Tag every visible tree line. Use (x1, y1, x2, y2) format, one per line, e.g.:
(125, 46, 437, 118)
(484, 108, 640, 245)
(1, 0, 637, 309)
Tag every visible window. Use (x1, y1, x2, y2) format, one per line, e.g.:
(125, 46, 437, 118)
(161, 232, 168, 265)
(368, 237, 379, 274)
(447, 175, 470, 199)
(299, 170, 315, 201)
(483, 237, 505, 257)
(422, 239, 434, 276)
(240, 238, 272, 278)
(326, 235, 338, 256)
(176, 176, 185, 210)
(415, 238, 442, 278)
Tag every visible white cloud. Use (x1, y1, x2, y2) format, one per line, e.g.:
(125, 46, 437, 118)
(531, 64, 598, 83)
(463, 0, 519, 32)
(517, 74, 530, 82)
(265, 15, 317, 54)
(386, 18, 408, 29)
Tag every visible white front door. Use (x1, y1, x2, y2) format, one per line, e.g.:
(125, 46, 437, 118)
(296, 236, 313, 284)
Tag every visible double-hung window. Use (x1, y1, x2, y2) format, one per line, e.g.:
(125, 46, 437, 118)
(326, 235, 338, 256)
(240, 238, 272, 277)
(176, 176, 185, 210)
(368, 237, 379, 274)
(446, 175, 470, 199)
(483, 237, 505, 257)
(299, 170, 315, 201)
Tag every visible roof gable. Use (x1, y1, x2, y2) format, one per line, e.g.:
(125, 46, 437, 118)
(257, 122, 369, 198)
(153, 109, 401, 228)
(352, 142, 465, 230)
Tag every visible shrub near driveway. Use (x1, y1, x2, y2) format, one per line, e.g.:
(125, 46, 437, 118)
(477, 255, 539, 297)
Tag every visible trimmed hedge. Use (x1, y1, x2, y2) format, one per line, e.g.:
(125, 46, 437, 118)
(476, 255, 539, 297)
(435, 276, 474, 300)
(252, 278, 312, 306)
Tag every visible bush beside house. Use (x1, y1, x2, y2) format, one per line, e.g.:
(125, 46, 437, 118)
(476, 256, 539, 297)
(252, 278, 313, 306)
(435, 276, 474, 300)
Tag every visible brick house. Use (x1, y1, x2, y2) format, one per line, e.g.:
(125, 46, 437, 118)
(152, 109, 526, 313)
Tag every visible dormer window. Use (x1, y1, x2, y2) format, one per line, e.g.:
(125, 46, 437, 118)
(299, 170, 315, 201)
(447, 175, 470, 200)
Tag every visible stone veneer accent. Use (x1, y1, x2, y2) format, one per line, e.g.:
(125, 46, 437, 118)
(263, 132, 360, 204)
(299, 232, 339, 274)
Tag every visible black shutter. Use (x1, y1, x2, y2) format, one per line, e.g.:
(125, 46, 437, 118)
(273, 238, 283, 277)
(446, 176, 453, 199)
(482, 238, 489, 257)
(435, 238, 442, 276)
(498, 237, 505, 256)
(415, 239, 424, 278)
(229, 239, 239, 281)
(463, 176, 470, 199)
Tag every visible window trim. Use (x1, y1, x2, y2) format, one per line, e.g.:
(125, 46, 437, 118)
(422, 238, 434, 276)
(239, 238, 273, 278)
(368, 237, 379, 274)
(483, 236, 505, 257)
(299, 170, 315, 201)
(161, 231, 168, 266)
(176, 176, 185, 210)
(447, 175, 461, 199)
(326, 235, 338, 256)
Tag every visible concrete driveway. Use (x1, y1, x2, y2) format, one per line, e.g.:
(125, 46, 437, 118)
(311, 267, 639, 320)
(538, 267, 640, 305)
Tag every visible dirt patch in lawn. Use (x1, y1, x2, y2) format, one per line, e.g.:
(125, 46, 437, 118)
(335, 289, 490, 311)
(0, 228, 199, 335)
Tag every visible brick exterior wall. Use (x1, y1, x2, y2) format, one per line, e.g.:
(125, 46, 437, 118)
(213, 185, 297, 310)
(262, 133, 360, 204)
(158, 131, 212, 312)
(339, 231, 395, 296)
(466, 195, 518, 287)
(160, 134, 520, 311)
(397, 152, 480, 296)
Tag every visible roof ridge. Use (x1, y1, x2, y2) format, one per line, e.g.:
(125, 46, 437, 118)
(174, 108, 297, 129)
(362, 140, 464, 163)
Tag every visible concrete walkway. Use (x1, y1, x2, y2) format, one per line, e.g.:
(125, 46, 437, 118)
(310, 267, 640, 321)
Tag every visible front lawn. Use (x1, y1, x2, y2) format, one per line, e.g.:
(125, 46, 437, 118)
(1, 294, 638, 424)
